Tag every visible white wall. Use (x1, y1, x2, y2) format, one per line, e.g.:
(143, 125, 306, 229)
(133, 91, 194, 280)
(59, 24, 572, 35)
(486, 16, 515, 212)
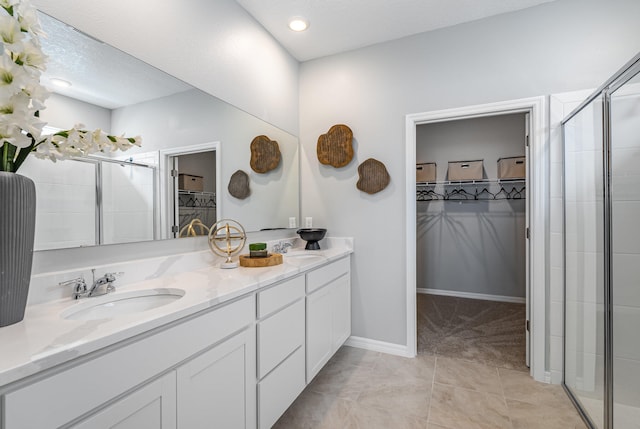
(40, 93, 111, 131)
(416, 114, 526, 299)
(32, 0, 299, 136)
(299, 0, 640, 347)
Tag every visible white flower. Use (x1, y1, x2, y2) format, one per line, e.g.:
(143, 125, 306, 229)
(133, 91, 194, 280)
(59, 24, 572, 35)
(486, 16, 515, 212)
(1, 0, 140, 172)
(0, 13, 24, 49)
(14, 39, 46, 73)
(15, 0, 42, 36)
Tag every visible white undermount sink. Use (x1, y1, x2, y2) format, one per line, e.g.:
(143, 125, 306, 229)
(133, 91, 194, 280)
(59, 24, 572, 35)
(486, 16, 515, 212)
(61, 288, 185, 321)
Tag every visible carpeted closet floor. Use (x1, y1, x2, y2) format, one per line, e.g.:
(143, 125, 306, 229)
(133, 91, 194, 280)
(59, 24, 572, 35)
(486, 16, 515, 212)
(417, 293, 528, 372)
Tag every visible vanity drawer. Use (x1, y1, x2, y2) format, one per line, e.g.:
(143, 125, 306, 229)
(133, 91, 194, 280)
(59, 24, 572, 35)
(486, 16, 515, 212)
(257, 275, 304, 318)
(306, 257, 350, 294)
(258, 299, 305, 379)
(258, 346, 305, 429)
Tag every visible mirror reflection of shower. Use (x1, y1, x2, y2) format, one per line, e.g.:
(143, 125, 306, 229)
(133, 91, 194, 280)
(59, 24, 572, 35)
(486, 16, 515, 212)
(20, 140, 157, 250)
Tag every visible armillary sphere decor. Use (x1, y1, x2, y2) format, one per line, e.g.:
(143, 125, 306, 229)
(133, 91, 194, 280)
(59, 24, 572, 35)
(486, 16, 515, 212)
(208, 219, 247, 269)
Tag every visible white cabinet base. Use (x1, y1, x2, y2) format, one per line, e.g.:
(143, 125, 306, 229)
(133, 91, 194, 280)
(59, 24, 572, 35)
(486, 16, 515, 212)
(177, 327, 256, 429)
(72, 372, 176, 429)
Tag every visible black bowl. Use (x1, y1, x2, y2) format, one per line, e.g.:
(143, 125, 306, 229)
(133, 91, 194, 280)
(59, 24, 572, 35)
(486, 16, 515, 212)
(296, 228, 327, 250)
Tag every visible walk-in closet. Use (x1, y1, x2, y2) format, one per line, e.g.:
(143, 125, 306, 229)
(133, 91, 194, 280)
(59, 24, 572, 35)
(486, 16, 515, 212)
(173, 151, 217, 237)
(416, 113, 529, 370)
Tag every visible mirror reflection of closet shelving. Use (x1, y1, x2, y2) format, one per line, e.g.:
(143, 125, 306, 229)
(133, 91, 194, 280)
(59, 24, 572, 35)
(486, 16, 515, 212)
(171, 151, 217, 238)
(178, 190, 216, 236)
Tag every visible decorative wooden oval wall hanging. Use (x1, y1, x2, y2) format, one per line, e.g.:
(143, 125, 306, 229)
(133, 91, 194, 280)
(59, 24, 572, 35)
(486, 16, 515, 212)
(250, 135, 281, 173)
(228, 170, 250, 199)
(317, 124, 354, 168)
(357, 158, 390, 194)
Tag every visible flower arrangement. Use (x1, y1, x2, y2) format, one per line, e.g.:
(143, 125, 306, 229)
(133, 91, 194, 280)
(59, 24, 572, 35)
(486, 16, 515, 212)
(0, 0, 141, 173)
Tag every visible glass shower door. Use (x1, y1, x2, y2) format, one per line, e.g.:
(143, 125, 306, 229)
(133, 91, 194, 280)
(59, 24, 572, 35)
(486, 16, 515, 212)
(610, 70, 640, 429)
(564, 94, 606, 429)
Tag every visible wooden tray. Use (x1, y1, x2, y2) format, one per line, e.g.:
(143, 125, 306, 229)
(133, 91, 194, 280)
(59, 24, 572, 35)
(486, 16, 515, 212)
(239, 253, 283, 267)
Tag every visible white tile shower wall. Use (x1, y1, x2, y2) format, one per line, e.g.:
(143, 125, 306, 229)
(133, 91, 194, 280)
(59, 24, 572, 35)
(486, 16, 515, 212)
(552, 89, 606, 406)
(548, 90, 593, 384)
(102, 163, 155, 245)
(610, 87, 640, 410)
(19, 156, 97, 250)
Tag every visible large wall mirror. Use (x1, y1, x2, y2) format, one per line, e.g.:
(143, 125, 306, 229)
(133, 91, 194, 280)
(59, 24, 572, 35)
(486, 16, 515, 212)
(20, 12, 300, 251)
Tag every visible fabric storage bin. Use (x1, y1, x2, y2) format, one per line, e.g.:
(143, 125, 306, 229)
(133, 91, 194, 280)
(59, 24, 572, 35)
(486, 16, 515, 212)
(447, 160, 483, 181)
(416, 163, 436, 182)
(497, 156, 525, 179)
(178, 174, 204, 191)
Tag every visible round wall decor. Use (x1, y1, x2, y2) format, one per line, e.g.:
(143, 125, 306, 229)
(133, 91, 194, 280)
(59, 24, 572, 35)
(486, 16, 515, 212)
(356, 158, 390, 194)
(228, 170, 250, 199)
(250, 135, 281, 173)
(317, 124, 354, 168)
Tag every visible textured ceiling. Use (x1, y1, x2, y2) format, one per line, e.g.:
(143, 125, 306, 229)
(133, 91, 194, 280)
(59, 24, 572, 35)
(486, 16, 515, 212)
(39, 13, 192, 110)
(235, 0, 557, 61)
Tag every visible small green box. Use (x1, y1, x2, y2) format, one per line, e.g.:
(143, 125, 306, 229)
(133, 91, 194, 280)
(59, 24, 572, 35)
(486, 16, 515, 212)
(249, 242, 267, 251)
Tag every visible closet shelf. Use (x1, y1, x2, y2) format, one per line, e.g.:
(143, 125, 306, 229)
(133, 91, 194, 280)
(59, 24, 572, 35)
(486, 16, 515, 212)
(416, 178, 525, 186)
(178, 189, 216, 196)
(417, 179, 526, 201)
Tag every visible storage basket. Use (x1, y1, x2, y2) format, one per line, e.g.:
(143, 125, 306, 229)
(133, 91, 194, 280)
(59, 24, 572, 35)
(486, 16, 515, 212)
(416, 163, 436, 183)
(447, 160, 483, 181)
(178, 174, 204, 191)
(497, 156, 526, 180)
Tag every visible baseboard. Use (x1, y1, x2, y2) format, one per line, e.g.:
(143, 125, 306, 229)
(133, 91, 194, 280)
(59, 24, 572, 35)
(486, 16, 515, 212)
(417, 288, 526, 304)
(345, 336, 415, 358)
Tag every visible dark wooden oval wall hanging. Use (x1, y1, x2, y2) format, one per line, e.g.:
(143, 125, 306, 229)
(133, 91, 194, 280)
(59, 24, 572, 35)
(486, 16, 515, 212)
(357, 158, 390, 194)
(228, 170, 250, 199)
(317, 124, 354, 168)
(250, 135, 281, 173)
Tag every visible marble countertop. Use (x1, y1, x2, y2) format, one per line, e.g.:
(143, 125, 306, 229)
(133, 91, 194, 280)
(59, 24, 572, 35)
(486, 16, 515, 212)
(0, 240, 353, 388)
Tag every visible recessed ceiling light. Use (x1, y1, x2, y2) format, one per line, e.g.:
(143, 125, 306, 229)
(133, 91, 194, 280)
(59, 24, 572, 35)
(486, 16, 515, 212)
(50, 78, 72, 88)
(288, 17, 309, 32)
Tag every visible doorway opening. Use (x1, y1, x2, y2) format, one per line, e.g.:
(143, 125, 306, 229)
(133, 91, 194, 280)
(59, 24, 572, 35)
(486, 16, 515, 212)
(416, 112, 529, 371)
(405, 97, 547, 381)
(159, 142, 221, 240)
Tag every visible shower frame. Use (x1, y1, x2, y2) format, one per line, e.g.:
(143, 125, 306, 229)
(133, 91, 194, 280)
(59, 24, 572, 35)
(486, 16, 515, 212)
(562, 51, 640, 429)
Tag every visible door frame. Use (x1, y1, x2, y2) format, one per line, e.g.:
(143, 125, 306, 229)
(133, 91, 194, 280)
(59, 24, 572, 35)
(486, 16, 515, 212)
(405, 96, 547, 381)
(159, 142, 221, 240)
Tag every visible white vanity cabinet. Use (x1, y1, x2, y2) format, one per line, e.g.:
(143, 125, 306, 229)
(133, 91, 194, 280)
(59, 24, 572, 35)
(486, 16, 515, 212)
(71, 372, 177, 429)
(177, 327, 256, 428)
(256, 275, 306, 429)
(2, 295, 256, 429)
(305, 256, 351, 382)
(1, 252, 353, 429)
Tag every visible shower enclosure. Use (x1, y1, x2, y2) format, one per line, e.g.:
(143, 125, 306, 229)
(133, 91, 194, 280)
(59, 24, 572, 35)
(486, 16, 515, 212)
(563, 52, 640, 429)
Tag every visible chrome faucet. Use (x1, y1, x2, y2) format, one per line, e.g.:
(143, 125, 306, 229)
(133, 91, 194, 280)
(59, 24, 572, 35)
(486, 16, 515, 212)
(273, 241, 293, 254)
(59, 277, 88, 299)
(88, 270, 120, 297)
(60, 270, 122, 299)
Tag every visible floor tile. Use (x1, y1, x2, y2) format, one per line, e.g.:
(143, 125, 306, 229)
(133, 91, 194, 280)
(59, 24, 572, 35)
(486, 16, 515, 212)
(307, 358, 373, 400)
(345, 401, 428, 429)
(428, 383, 512, 429)
(356, 379, 431, 420)
(272, 390, 352, 429)
(499, 367, 577, 409)
(434, 356, 502, 395)
(507, 398, 588, 429)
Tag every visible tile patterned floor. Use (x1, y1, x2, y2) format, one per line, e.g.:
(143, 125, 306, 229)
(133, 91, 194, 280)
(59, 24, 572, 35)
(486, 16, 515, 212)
(274, 295, 587, 429)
